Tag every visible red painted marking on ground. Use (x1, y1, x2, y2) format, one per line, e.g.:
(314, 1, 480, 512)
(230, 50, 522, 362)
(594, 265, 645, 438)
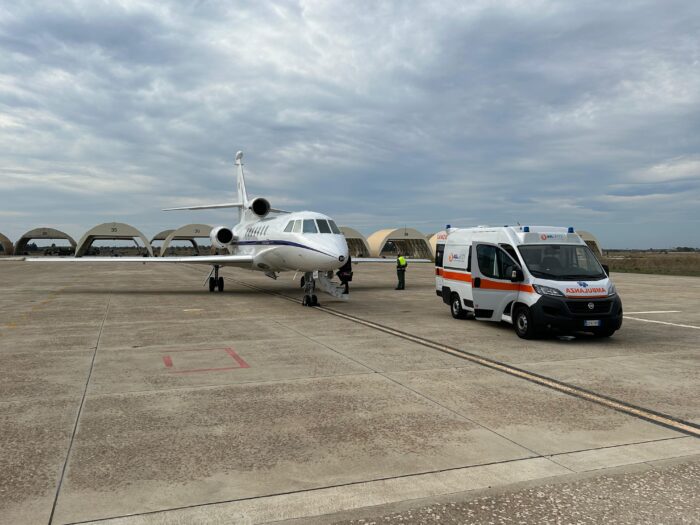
(225, 348, 250, 368)
(160, 347, 230, 353)
(169, 366, 243, 375)
(160, 346, 250, 374)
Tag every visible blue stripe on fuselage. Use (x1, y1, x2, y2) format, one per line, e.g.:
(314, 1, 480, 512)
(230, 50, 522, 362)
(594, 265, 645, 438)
(232, 239, 334, 257)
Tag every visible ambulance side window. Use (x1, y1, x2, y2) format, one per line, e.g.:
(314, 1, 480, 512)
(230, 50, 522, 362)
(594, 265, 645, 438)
(435, 245, 444, 268)
(477, 245, 498, 278)
(467, 246, 472, 272)
(500, 244, 518, 262)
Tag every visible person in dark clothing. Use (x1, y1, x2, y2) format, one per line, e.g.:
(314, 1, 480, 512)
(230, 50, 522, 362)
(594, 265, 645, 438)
(336, 256, 353, 294)
(395, 253, 407, 290)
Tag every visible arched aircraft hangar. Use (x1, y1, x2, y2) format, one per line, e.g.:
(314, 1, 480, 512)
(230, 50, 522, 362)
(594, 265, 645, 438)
(14, 227, 76, 256)
(577, 230, 604, 257)
(367, 228, 432, 259)
(339, 227, 370, 258)
(75, 222, 154, 257)
(427, 231, 447, 259)
(158, 224, 212, 257)
(151, 230, 175, 256)
(0, 232, 14, 255)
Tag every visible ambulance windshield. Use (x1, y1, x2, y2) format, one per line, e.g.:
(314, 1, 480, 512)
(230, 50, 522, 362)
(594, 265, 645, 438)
(518, 244, 606, 281)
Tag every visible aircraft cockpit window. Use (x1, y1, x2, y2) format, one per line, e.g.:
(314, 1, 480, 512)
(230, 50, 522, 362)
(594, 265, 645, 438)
(303, 219, 318, 233)
(292, 220, 302, 233)
(316, 220, 332, 233)
(328, 220, 341, 234)
(284, 221, 294, 232)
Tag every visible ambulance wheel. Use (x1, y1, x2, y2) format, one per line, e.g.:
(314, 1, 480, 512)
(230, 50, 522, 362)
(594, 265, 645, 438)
(450, 294, 467, 319)
(217, 277, 224, 292)
(208, 277, 216, 292)
(513, 306, 538, 339)
(311, 295, 319, 306)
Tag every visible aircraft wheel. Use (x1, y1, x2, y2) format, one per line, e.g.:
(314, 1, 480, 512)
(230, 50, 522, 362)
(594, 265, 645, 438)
(311, 295, 319, 306)
(302, 295, 309, 306)
(208, 277, 216, 292)
(218, 277, 224, 292)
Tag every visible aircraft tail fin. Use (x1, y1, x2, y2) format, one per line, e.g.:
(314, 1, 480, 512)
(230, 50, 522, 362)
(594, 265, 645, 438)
(235, 151, 249, 207)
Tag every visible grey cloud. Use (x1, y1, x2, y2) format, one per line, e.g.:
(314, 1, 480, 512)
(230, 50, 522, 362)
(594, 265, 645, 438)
(1, 0, 699, 248)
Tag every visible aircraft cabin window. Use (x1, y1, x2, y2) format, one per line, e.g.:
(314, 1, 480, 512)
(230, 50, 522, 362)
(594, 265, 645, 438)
(303, 219, 318, 233)
(316, 220, 332, 233)
(284, 221, 294, 232)
(328, 220, 341, 234)
(292, 220, 302, 233)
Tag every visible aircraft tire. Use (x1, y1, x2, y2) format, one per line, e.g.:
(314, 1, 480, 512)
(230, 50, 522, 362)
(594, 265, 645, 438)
(302, 295, 309, 306)
(208, 277, 216, 292)
(218, 277, 224, 292)
(311, 295, 318, 306)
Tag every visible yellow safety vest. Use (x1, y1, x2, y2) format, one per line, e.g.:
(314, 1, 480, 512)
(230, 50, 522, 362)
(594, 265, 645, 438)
(398, 256, 407, 267)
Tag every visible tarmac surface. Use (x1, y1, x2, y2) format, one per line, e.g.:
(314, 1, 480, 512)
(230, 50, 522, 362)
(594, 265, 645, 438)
(0, 260, 698, 524)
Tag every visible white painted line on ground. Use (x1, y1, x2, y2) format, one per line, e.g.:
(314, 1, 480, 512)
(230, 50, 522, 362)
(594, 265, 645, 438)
(625, 316, 700, 330)
(626, 311, 681, 314)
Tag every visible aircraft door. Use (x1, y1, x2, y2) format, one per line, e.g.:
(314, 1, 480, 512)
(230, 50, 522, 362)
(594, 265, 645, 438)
(471, 243, 522, 320)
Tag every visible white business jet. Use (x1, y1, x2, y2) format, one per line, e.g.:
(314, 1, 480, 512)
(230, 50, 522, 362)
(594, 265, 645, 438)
(27, 151, 391, 306)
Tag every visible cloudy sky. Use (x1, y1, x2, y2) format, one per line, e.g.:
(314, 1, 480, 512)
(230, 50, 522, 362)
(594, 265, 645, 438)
(1, 0, 699, 248)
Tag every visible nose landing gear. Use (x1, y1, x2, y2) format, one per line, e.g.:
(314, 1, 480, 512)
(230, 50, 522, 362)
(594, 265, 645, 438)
(302, 271, 319, 306)
(206, 265, 225, 293)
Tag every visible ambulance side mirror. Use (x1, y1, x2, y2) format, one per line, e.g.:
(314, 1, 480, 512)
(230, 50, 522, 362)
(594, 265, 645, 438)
(602, 264, 610, 276)
(510, 268, 524, 282)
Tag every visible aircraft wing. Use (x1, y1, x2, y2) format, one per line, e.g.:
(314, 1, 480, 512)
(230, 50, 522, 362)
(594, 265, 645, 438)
(24, 255, 254, 267)
(353, 258, 432, 263)
(162, 202, 244, 211)
(163, 202, 290, 214)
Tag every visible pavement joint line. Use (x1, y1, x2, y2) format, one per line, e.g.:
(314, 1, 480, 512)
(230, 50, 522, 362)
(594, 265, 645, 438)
(48, 295, 112, 525)
(61, 455, 568, 525)
(232, 279, 700, 438)
(624, 316, 699, 330)
(62, 446, 700, 525)
(279, 316, 544, 460)
(82, 370, 380, 399)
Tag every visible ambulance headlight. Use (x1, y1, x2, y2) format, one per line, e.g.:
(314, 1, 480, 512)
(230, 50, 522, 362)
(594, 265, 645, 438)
(607, 283, 617, 297)
(533, 284, 564, 297)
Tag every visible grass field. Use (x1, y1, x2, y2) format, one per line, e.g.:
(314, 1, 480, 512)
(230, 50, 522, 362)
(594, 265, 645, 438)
(602, 251, 700, 277)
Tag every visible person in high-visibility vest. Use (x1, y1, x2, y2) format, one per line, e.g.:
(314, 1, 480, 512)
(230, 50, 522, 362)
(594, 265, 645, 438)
(395, 253, 408, 290)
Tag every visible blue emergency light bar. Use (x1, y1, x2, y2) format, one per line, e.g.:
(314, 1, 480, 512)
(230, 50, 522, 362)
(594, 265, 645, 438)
(523, 226, 530, 232)
(568, 227, 574, 233)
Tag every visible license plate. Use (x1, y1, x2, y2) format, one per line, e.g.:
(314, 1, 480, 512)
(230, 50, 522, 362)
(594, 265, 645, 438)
(584, 320, 602, 327)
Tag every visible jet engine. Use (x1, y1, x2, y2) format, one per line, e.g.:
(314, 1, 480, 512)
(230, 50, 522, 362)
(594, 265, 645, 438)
(210, 226, 234, 249)
(249, 197, 271, 218)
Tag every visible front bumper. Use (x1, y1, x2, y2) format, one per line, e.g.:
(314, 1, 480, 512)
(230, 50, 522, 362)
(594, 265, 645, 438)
(530, 295, 623, 333)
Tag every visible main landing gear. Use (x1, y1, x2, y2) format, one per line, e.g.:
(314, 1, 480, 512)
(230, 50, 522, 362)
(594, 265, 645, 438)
(207, 265, 224, 293)
(301, 271, 319, 307)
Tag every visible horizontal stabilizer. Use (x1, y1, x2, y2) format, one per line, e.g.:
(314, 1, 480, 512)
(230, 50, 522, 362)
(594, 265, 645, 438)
(162, 202, 244, 211)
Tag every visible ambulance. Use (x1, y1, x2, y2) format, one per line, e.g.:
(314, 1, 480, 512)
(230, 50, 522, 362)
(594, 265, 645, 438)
(435, 225, 622, 339)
